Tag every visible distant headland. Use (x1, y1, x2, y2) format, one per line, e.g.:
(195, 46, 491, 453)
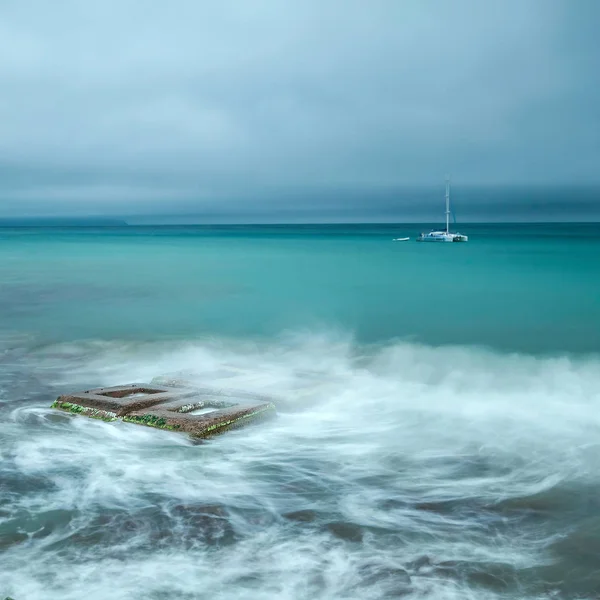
(0, 217, 128, 227)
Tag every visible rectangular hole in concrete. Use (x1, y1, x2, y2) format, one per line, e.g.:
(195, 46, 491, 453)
(100, 388, 164, 399)
(176, 399, 235, 414)
(188, 407, 219, 416)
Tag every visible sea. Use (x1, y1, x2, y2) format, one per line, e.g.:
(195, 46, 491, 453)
(1, 222, 600, 600)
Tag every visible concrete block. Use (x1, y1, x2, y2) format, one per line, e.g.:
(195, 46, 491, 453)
(51, 383, 276, 437)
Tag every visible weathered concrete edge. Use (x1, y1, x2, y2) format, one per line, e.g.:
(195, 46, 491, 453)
(205, 403, 276, 436)
(51, 400, 117, 422)
(198, 403, 277, 437)
(123, 402, 276, 436)
(50, 398, 277, 437)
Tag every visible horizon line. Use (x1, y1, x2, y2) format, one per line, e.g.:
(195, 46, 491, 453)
(1, 220, 599, 227)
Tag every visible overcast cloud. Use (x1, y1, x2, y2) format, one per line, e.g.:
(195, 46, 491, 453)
(0, 0, 599, 219)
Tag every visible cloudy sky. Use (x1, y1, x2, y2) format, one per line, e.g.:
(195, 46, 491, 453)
(1, 0, 599, 220)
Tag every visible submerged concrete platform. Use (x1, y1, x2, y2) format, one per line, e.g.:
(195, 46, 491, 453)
(51, 383, 276, 438)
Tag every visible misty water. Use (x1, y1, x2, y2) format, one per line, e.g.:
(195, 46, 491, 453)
(1, 224, 600, 599)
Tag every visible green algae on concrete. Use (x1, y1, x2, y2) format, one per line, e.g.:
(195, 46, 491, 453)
(122, 414, 181, 431)
(201, 404, 276, 436)
(51, 400, 117, 422)
(50, 383, 277, 439)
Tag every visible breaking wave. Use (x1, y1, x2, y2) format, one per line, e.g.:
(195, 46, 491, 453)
(2, 331, 600, 599)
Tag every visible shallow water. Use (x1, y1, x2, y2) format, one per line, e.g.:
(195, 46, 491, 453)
(1, 224, 600, 599)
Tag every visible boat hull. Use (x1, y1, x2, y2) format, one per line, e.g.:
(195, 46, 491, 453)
(416, 232, 468, 242)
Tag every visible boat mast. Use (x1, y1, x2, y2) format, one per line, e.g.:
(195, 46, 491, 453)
(445, 176, 450, 233)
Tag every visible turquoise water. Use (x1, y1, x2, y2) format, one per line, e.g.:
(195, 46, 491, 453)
(1, 223, 599, 353)
(2, 223, 600, 600)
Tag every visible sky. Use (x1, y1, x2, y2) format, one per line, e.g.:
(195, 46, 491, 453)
(1, 0, 599, 221)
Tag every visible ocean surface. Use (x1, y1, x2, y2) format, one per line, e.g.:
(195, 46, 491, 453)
(1, 222, 600, 599)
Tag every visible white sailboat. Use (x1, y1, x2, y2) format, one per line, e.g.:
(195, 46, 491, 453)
(416, 178, 468, 242)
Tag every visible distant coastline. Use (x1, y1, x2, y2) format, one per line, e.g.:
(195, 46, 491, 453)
(0, 217, 128, 227)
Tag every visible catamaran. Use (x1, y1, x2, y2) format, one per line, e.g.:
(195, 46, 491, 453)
(416, 179, 468, 242)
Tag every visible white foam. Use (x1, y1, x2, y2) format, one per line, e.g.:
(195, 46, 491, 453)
(2, 332, 600, 599)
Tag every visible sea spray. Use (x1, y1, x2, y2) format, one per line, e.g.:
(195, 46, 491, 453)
(2, 332, 600, 598)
